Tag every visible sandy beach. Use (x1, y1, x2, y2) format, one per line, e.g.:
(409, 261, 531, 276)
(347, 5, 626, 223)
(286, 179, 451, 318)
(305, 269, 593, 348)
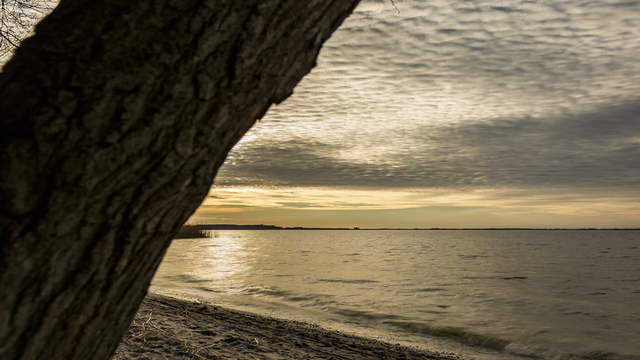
(113, 294, 464, 360)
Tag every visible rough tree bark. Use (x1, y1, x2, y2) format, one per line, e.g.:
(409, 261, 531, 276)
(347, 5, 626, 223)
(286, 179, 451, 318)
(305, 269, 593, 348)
(0, 1, 360, 359)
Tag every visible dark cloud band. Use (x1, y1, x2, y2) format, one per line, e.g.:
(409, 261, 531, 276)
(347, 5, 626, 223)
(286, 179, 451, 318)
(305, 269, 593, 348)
(216, 0, 640, 191)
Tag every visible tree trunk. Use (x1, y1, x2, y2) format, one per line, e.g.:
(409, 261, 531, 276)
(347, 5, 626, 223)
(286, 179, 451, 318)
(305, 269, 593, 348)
(0, 1, 360, 359)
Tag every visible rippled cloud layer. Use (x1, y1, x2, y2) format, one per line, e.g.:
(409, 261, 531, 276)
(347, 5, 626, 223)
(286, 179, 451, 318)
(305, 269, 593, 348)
(199, 0, 640, 226)
(218, 0, 640, 189)
(220, 102, 640, 188)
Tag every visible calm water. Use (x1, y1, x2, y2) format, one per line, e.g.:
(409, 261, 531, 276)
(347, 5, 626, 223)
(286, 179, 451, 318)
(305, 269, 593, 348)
(151, 230, 640, 360)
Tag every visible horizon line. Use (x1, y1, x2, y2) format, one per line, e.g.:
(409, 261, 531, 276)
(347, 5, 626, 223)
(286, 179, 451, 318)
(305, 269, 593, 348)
(184, 224, 640, 231)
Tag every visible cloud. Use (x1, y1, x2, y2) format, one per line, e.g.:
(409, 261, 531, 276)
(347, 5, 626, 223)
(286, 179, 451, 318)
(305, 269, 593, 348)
(197, 0, 640, 227)
(213, 0, 640, 191)
(218, 102, 640, 188)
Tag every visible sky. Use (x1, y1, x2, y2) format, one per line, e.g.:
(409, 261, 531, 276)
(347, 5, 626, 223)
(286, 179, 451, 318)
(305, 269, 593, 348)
(198, 1, 635, 228)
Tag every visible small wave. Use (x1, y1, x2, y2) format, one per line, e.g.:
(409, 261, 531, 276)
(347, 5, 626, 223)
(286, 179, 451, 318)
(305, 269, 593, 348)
(165, 274, 210, 284)
(243, 286, 293, 298)
(562, 311, 591, 316)
(285, 295, 317, 302)
(524, 242, 551, 247)
(317, 279, 379, 284)
(416, 287, 447, 293)
(462, 275, 528, 281)
(285, 294, 334, 303)
(242, 286, 335, 306)
(195, 286, 222, 293)
(459, 254, 491, 260)
(384, 320, 510, 350)
(332, 308, 404, 321)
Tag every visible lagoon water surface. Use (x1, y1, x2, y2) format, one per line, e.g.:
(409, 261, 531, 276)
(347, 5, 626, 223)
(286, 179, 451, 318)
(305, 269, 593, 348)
(151, 230, 640, 360)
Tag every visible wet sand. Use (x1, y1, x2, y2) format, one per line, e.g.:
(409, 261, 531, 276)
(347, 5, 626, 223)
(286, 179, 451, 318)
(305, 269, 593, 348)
(113, 293, 464, 359)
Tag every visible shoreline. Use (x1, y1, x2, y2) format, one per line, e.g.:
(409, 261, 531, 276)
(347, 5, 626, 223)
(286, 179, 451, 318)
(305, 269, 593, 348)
(114, 293, 465, 359)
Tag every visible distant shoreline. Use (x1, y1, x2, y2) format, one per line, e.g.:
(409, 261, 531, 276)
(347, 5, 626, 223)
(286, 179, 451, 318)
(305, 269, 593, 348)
(184, 224, 640, 231)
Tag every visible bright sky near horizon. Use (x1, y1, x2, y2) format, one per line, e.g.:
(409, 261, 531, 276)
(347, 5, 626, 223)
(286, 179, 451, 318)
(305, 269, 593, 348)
(190, 0, 640, 228)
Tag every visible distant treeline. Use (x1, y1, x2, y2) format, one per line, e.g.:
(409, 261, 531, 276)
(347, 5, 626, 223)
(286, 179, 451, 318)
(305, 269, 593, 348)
(177, 224, 639, 233)
(174, 226, 209, 239)
(180, 224, 353, 231)
(174, 224, 288, 238)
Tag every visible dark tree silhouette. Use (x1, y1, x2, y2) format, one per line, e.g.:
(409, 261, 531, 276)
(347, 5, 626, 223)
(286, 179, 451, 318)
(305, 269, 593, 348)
(0, 1, 360, 359)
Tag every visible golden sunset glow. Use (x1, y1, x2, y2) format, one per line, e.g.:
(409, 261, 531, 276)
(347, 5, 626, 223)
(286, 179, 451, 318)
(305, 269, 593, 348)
(190, 186, 640, 228)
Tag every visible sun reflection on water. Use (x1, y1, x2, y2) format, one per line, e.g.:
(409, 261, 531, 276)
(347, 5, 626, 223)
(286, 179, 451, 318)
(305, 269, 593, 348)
(152, 231, 255, 296)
